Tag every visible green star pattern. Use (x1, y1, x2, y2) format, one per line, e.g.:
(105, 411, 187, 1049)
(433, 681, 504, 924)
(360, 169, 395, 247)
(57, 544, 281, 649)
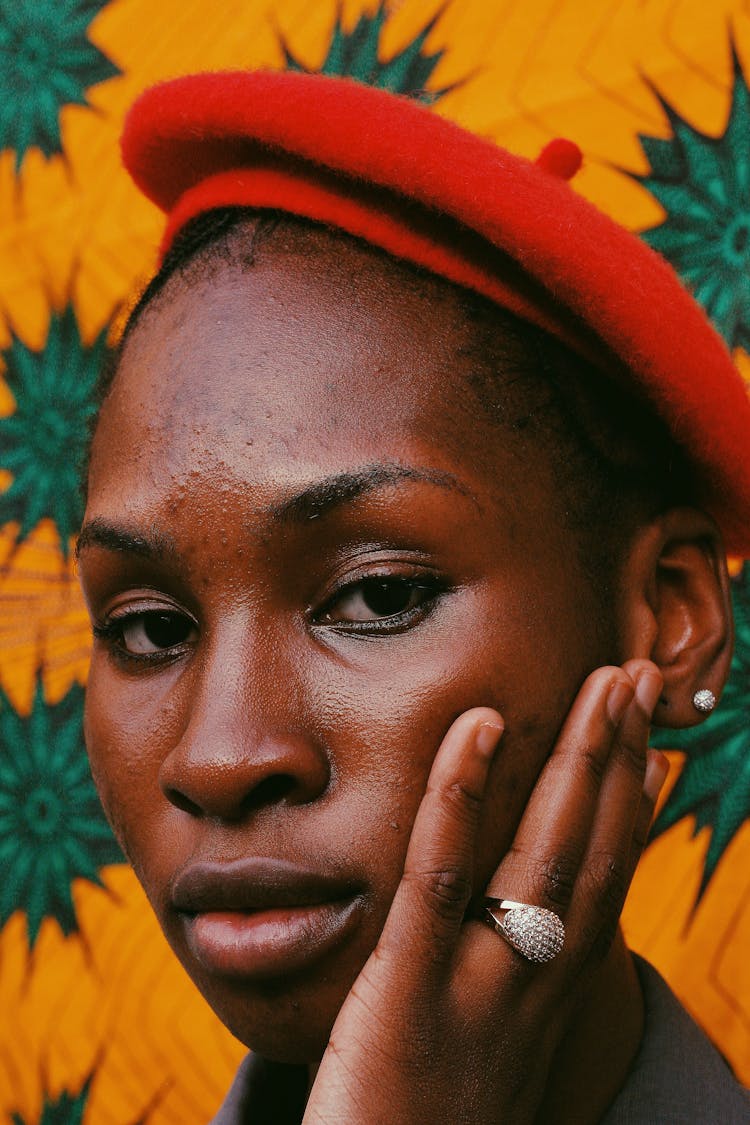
(11, 1072, 150, 1125)
(281, 1, 458, 103)
(636, 45, 750, 351)
(651, 563, 750, 901)
(0, 677, 122, 948)
(0, 305, 109, 556)
(12, 1076, 92, 1125)
(0, 0, 120, 171)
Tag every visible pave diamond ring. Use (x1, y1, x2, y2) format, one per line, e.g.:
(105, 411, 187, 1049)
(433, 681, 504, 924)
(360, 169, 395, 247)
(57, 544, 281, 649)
(484, 899, 565, 964)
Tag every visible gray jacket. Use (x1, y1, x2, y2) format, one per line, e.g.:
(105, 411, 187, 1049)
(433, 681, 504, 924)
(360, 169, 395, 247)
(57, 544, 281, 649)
(211, 957, 750, 1123)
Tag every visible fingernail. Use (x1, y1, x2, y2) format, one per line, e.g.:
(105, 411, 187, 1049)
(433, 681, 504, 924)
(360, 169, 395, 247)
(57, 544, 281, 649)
(607, 678, 634, 725)
(635, 670, 663, 717)
(475, 721, 504, 759)
(643, 749, 669, 803)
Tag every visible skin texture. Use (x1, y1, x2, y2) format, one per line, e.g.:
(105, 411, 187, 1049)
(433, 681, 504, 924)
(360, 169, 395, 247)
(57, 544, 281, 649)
(79, 222, 732, 1123)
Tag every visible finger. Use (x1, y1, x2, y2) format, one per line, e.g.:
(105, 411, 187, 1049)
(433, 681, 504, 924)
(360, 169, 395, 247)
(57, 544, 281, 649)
(455, 667, 636, 991)
(376, 707, 504, 976)
(627, 747, 669, 881)
(564, 662, 662, 958)
(477, 666, 636, 920)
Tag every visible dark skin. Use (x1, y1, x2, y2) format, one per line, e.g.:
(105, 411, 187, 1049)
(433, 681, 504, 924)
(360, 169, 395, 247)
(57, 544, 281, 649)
(79, 222, 733, 1123)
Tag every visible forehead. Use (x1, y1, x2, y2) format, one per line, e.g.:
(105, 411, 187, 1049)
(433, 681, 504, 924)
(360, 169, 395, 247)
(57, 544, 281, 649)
(87, 223, 543, 526)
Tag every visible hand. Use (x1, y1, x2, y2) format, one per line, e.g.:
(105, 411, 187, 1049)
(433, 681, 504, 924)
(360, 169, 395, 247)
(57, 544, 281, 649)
(303, 660, 667, 1124)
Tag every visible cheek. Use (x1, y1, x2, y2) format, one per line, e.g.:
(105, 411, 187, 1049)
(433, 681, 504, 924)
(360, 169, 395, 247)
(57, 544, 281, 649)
(83, 658, 187, 882)
(323, 602, 594, 899)
(311, 622, 571, 900)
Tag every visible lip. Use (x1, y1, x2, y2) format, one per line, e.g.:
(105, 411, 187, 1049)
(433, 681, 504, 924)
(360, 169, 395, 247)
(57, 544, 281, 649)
(171, 857, 364, 978)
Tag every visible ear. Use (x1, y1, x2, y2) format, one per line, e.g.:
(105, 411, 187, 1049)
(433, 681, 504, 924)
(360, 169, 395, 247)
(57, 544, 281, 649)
(617, 508, 733, 729)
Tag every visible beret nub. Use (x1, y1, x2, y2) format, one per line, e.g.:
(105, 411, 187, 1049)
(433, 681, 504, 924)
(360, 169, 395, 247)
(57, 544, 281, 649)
(534, 139, 583, 181)
(121, 70, 750, 555)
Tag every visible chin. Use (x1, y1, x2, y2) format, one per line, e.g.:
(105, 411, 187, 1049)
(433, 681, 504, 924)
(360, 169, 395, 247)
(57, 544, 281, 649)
(159, 919, 360, 1062)
(155, 888, 384, 1063)
(198, 973, 342, 1063)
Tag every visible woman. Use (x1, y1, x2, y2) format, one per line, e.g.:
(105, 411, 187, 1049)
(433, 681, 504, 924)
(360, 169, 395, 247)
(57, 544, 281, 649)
(77, 71, 750, 1122)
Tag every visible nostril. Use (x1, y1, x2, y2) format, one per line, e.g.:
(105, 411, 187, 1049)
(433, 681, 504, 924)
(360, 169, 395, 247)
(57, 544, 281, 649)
(164, 775, 301, 820)
(241, 774, 298, 813)
(159, 731, 330, 820)
(164, 787, 203, 817)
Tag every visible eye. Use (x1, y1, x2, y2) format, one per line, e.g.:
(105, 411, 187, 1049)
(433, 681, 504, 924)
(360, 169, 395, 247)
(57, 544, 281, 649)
(317, 576, 442, 630)
(95, 609, 198, 657)
(120, 611, 197, 653)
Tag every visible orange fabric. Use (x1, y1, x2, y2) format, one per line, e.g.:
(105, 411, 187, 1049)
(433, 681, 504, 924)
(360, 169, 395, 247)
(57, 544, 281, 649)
(1, 3, 749, 1121)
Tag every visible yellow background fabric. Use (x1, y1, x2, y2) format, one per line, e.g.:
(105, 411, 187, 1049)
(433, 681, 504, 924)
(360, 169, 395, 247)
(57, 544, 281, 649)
(1, 1, 749, 1120)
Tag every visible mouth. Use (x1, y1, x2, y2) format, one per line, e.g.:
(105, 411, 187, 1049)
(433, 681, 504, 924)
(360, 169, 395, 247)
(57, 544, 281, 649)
(171, 857, 364, 979)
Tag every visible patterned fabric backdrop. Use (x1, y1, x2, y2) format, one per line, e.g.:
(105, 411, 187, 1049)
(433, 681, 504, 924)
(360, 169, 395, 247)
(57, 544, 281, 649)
(1, 1, 749, 1121)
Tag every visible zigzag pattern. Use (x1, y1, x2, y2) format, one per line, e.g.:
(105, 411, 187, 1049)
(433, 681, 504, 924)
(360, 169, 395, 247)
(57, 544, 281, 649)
(0, 1, 748, 1119)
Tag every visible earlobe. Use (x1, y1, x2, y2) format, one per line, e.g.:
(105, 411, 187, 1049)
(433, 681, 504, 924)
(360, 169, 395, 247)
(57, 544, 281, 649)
(618, 508, 733, 729)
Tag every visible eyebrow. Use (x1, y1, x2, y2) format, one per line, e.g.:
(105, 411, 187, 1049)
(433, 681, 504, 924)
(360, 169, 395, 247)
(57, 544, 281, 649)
(76, 519, 177, 560)
(76, 463, 471, 558)
(269, 463, 470, 524)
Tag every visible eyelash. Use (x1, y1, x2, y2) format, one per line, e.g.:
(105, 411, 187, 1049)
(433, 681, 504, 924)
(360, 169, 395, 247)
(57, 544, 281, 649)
(92, 614, 194, 668)
(313, 574, 447, 635)
(92, 572, 448, 667)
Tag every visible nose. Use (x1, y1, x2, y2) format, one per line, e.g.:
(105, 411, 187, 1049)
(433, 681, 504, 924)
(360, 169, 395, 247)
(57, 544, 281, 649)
(158, 641, 330, 821)
(160, 730, 330, 821)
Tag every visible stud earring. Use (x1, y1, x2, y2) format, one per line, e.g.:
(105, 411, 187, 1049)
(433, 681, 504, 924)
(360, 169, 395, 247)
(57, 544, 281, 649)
(692, 689, 716, 714)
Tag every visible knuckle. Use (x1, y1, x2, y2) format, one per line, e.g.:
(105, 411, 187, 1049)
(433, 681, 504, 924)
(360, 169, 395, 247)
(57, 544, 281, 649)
(437, 776, 485, 822)
(537, 852, 579, 910)
(406, 866, 474, 922)
(574, 741, 608, 788)
(584, 851, 629, 918)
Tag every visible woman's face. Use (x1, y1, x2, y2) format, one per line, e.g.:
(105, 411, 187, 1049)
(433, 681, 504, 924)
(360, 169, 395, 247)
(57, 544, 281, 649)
(80, 223, 616, 1062)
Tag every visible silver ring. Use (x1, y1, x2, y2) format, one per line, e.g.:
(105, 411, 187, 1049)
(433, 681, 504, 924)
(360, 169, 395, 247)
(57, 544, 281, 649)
(484, 898, 565, 964)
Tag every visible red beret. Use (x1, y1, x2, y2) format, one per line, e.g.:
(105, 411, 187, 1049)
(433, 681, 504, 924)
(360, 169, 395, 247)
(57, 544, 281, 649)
(121, 71, 750, 555)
